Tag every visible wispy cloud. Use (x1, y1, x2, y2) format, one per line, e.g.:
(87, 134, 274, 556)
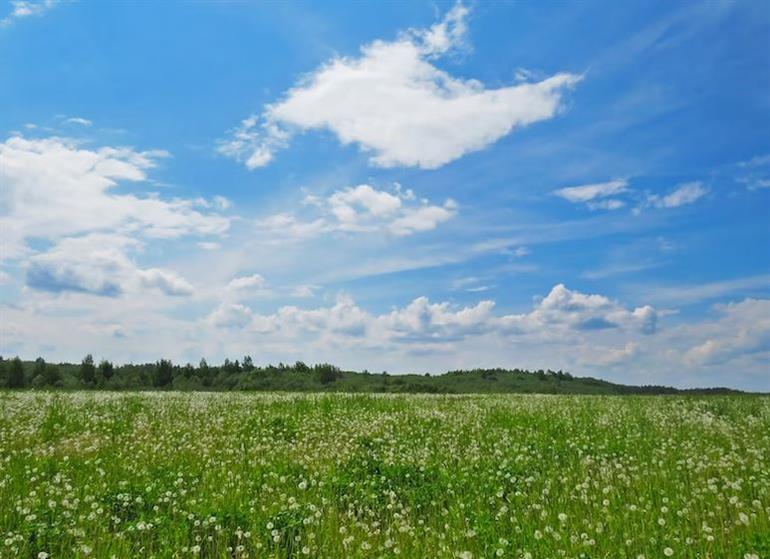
(553, 179, 628, 203)
(643, 181, 708, 209)
(737, 153, 770, 190)
(63, 117, 93, 127)
(1, 0, 59, 28)
(627, 274, 770, 306)
(554, 179, 708, 213)
(553, 179, 628, 211)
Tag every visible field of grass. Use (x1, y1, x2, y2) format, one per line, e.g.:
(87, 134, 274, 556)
(0, 393, 768, 558)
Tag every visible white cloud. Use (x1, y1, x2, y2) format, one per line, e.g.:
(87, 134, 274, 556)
(632, 274, 770, 306)
(207, 302, 254, 329)
(418, 2, 470, 56)
(259, 184, 457, 239)
(26, 234, 137, 297)
(227, 273, 268, 292)
(1, 0, 58, 27)
(326, 184, 403, 221)
(0, 135, 230, 262)
(64, 117, 92, 127)
(746, 179, 770, 190)
(292, 284, 317, 298)
(204, 284, 657, 354)
(646, 181, 708, 209)
(736, 154, 770, 190)
(25, 234, 195, 297)
(217, 117, 290, 170)
(738, 154, 770, 168)
(205, 291, 497, 350)
(579, 342, 638, 367)
(388, 201, 458, 236)
(556, 179, 708, 213)
(554, 179, 628, 203)
(0, 134, 230, 302)
(138, 268, 194, 297)
(500, 283, 658, 335)
(587, 198, 625, 211)
(219, 3, 580, 169)
(682, 299, 770, 366)
(382, 296, 496, 343)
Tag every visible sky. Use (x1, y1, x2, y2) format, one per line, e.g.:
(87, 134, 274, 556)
(1, 0, 769, 390)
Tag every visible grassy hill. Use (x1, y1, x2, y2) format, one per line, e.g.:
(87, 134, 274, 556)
(0, 357, 748, 395)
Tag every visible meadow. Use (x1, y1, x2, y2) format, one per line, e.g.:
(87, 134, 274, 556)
(0, 392, 768, 559)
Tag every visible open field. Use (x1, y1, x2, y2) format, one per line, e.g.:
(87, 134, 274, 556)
(1, 393, 768, 558)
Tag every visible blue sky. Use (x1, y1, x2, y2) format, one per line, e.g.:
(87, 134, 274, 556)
(1, 0, 769, 390)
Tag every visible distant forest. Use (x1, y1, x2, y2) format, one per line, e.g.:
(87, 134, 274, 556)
(0, 355, 748, 395)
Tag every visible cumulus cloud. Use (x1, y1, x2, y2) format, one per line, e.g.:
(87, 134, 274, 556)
(383, 296, 496, 343)
(204, 284, 657, 357)
(205, 291, 496, 351)
(227, 273, 268, 292)
(259, 184, 457, 239)
(0, 135, 230, 262)
(207, 302, 254, 329)
(24, 234, 196, 298)
(500, 283, 658, 335)
(26, 234, 134, 297)
(0, 134, 229, 300)
(292, 284, 317, 298)
(219, 3, 580, 169)
(138, 268, 194, 297)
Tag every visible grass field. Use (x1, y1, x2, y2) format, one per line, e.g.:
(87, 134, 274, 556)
(0, 393, 768, 558)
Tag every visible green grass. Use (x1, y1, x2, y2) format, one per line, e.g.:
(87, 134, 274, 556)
(0, 392, 768, 558)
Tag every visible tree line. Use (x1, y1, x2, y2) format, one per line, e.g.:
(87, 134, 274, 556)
(0, 355, 748, 395)
(0, 355, 346, 390)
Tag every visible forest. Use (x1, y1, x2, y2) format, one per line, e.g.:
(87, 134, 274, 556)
(0, 355, 748, 395)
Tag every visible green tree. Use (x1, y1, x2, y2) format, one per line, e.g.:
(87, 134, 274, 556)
(43, 364, 62, 386)
(80, 354, 96, 386)
(154, 359, 173, 388)
(32, 357, 47, 383)
(243, 355, 254, 371)
(7, 357, 25, 388)
(316, 363, 340, 385)
(294, 361, 309, 373)
(98, 360, 114, 382)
